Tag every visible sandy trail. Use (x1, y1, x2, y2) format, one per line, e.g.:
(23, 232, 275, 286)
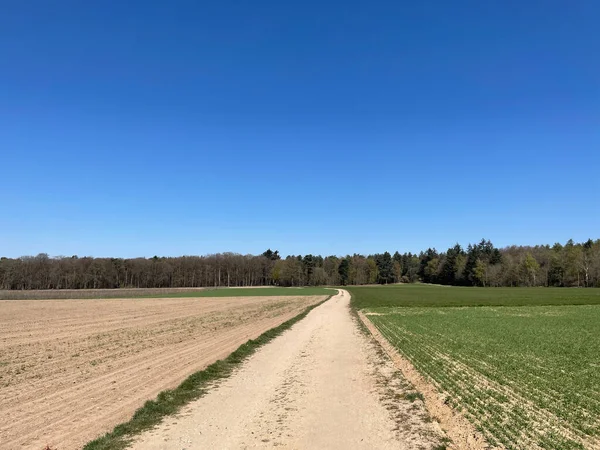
(0, 295, 326, 450)
(131, 290, 444, 450)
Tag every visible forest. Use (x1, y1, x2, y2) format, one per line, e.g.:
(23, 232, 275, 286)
(1, 239, 599, 290)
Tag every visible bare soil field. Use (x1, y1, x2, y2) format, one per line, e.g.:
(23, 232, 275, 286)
(0, 294, 327, 450)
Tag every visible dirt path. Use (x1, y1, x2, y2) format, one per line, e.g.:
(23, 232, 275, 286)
(131, 290, 445, 449)
(0, 295, 326, 450)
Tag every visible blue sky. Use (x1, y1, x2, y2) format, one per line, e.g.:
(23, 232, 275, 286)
(1, 1, 599, 258)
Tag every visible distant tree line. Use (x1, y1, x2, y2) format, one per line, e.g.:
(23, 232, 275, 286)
(1, 239, 600, 290)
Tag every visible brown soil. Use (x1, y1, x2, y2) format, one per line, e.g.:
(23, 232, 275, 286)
(0, 295, 326, 450)
(130, 290, 446, 449)
(358, 310, 497, 450)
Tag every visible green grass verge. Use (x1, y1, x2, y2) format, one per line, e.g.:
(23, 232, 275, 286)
(144, 287, 337, 298)
(83, 294, 333, 450)
(346, 284, 600, 309)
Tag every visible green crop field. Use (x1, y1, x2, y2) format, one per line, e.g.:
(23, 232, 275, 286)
(348, 284, 600, 309)
(147, 286, 337, 298)
(0, 286, 337, 300)
(348, 285, 600, 450)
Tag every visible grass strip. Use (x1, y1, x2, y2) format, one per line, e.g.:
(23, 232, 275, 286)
(143, 287, 337, 298)
(83, 294, 333, 450)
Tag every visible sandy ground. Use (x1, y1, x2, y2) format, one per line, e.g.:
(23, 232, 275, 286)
(0, 295, 326, 450)
(131, 290, 445, 450)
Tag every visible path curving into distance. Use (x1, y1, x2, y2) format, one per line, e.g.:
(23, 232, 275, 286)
(130, 290, 444, 449)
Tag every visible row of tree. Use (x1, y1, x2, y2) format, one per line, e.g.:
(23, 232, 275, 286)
(1, 239, 599, 290)
(413, 239, 600, 287)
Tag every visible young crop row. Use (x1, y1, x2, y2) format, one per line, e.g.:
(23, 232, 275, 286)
(367, 305, 600, 450)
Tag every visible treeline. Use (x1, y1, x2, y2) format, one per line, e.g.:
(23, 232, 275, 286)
(1, 239, 599, 290)
(415, 239, 600, 287)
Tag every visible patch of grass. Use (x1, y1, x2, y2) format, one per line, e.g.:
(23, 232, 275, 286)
(403, 391, 425, 402)
(82, 295, 331, 450)
(346, 284, 600, 309)
(144, 287, 337, 298)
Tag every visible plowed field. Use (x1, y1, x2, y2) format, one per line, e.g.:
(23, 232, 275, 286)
(0, 295, 327, 449)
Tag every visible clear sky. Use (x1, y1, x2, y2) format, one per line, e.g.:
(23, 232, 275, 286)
(1, 1, 599, 258)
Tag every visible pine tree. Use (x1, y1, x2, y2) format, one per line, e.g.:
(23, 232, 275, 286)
(338, 259, 350, 285)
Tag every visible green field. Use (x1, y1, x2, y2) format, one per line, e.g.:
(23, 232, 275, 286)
(349, 285, 600, 450)
(0, 286, 337, 300)
(347, 284, 600, 309)
(147, 287, 337, 298)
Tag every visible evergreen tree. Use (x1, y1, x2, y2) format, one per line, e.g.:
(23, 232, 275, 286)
(375, 252, 395, 284)
(262, 249, 280, 261)
(464, 244, 480, 286)
(440, 244, 463, 285)
(303, 254, 315, 284)
(338, 259, 350, 285)
(418, 248, 438, 283)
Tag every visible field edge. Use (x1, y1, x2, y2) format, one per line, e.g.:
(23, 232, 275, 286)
(355, 309, 496, 450)
(82, 293, 336, 450)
